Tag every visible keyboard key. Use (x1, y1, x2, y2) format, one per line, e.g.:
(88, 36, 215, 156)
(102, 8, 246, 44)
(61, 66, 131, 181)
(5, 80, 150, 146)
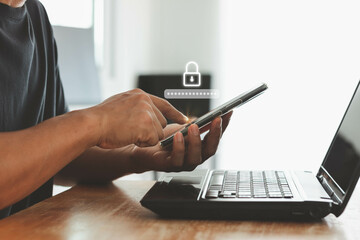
(238, 192, 252, 196)
(284, 193, 293, 198)
(269, 194, 283, 198)
(209, 185, 222, 191)
(210, 174, 224, 186)
(206, 190, 219, 198)
(254, 194, 267, 198)
(222, 191, 236, 195)
(221, 195, 236, 198)
(238, 194, 252, 198)
(219, 191, 236, 198)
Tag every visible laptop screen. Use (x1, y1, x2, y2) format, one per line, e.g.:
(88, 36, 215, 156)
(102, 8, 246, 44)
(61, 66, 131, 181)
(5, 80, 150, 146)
(321, 81, 360, 194)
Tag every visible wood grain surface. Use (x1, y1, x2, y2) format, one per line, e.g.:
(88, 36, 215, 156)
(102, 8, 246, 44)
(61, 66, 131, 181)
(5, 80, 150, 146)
(0, 180, 359, 240)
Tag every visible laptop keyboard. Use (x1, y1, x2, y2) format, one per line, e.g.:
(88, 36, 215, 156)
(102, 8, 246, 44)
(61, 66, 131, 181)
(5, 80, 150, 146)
(205, 170, 293, 199)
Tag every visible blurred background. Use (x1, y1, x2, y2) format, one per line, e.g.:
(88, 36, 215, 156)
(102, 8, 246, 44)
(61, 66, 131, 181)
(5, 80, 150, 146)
(40, 0, 360, 184)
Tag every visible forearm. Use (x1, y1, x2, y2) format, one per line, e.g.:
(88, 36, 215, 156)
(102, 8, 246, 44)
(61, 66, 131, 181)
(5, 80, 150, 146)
(0, 110, 98, 209)
(54, 145, 138, 186)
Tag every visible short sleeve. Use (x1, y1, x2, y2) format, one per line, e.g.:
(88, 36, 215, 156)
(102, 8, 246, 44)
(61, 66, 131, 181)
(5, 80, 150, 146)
(54, 39, 69, 116)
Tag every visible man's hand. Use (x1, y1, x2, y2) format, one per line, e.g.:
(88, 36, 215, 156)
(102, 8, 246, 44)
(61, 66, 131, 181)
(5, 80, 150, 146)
(54, 111, 232, 185)
(129, 111, 232, 172)
(89, 89, 188, 149)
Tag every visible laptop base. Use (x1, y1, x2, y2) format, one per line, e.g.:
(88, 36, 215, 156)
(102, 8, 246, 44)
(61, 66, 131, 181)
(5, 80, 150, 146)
(140, 170, 333, 220)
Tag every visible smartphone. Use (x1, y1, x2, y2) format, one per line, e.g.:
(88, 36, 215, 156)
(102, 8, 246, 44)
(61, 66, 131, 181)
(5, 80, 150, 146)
(160, 83, 268, 148)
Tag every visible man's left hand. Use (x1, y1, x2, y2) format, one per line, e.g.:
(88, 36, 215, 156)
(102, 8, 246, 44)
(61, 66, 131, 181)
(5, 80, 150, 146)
(129, 111, 232, 172)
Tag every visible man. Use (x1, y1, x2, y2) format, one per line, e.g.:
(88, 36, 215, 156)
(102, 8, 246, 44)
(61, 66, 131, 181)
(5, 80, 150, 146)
(0, 0, 232, 219)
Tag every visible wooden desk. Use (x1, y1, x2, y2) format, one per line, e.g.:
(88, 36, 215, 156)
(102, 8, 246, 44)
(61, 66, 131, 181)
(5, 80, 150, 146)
(0, 180, 359, 240)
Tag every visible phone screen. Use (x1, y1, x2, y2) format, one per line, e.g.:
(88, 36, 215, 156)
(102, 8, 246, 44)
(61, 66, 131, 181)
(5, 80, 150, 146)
(160, 83, 268, 148)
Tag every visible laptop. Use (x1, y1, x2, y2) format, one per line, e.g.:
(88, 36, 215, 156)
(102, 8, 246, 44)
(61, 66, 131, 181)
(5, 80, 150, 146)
(141, 81, 360, 220)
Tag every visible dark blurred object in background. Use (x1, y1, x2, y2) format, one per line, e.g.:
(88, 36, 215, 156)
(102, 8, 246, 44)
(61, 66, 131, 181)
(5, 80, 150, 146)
(138, 75, 211, 120)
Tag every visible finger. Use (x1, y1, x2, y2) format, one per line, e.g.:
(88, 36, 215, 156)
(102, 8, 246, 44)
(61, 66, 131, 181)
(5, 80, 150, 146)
(199, 122, 211, 133)
(197, 111, 233, 134)
(221, 111, 233, 137)
(200, 111, 233, 135)
(185, 124, 202, 167)
(149, 110, 165, 141)
(148, 95, 188, 124)
(148, 99, 167, 128)
(170, 132, 185, 167)
(139, 110, 163, 147)
(202, 117, 222, 161)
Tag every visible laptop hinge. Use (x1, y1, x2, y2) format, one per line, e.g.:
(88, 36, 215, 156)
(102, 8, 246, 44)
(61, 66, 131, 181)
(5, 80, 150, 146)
(318, 175, 342, 205)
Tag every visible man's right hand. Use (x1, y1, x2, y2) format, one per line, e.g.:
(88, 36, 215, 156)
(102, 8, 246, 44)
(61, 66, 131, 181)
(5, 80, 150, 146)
(89, 88, 188, 149)
(0, 89, 186, 210)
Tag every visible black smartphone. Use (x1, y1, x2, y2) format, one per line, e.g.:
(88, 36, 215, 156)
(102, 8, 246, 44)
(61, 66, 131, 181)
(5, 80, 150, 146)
(160, 83, 268, 148)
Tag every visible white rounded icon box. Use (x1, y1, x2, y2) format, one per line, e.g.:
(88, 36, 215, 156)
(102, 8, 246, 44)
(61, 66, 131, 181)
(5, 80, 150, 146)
(183, 61, 201, 87)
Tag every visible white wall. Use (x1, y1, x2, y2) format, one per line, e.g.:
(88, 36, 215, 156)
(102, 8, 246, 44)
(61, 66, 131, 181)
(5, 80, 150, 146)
(100, 0, 221, 96)
(216, 0, 360, 172)
(40, 0, 93, 28)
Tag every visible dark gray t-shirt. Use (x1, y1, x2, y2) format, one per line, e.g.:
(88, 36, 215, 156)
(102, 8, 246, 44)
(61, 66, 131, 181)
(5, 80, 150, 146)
(0, 0, 68, 219)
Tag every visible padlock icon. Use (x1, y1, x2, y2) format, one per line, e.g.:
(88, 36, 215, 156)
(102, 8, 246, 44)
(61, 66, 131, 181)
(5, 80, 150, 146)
(183, 61, 201, 87)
